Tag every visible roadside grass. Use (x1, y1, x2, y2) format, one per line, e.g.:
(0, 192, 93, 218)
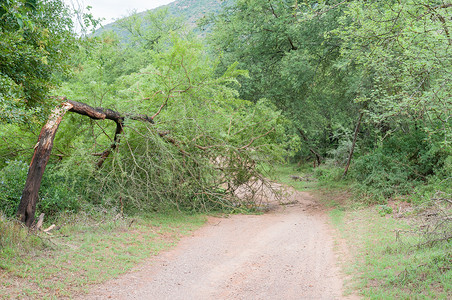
(331, 207, 451, 299)
(0, 210, 205, 299)
(274, 163, 451, 299)
(269, 163, 317, 191)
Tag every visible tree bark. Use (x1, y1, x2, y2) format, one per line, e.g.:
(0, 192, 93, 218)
(17, 99, 154, 227)
(66, 100, 126, 167)
(17, 101, 72, 227)
(343, 112, 364, 177)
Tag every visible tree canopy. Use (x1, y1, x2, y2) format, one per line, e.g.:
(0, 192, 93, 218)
(0, 0, 78, 123)
(208, 0, 451, 197)
(0, 0, 450, 223)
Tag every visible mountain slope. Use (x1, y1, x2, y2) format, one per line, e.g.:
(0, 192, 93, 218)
(95, 0, 232, 39)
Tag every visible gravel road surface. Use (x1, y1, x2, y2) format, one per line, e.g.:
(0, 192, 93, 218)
(82, 190, 355, 300)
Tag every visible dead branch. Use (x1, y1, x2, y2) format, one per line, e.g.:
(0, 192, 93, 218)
(35, 213, 44, 231)
(416, 235, 452, 248)
(43, 224, 57, 233)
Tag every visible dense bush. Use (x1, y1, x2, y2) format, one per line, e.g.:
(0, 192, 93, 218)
(38, 165, 81, 216)
(351, 150, 416, 200)
(0, 161, 28, 217)
(0, 161, 81, 218)
(313, 165, 343, 183)
(350, 130, 450, 201)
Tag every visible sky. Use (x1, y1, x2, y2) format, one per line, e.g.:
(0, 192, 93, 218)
(64, 0, 176, 25)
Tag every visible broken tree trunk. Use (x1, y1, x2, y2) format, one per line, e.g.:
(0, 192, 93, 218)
(17, 101, 72, 227)
(17, 99, 154, 227)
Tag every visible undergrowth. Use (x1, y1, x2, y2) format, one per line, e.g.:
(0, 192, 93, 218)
(332, 207, 451, 299)
(0, 160, 81, 220)
(0, 213, 46, 270)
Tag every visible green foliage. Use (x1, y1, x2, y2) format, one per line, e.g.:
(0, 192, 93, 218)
(327, 136, 353, 166)
(1, 0, 450, 219)
(338, 1, 451, 116)
(208, 0, 359, 162)
(0, 3, 450, 298)
(0, 0, 78, 122)
(115, 8, 185, 50)
(38, 166, 81, 216)
(51, 20, 291, 214)
(351, 150, 415, 201)
(0, 160, 81, 218)
(207, 0, 450, 203)
(334, 0, 451, 155)
(0, 160, 28, 217)
(377, 205, 393, 217)
(333, 207, 451, 299)
(0, 213, 46, 270)
(313, 164, 343, 183)
(350, 128, 450, 200)
(0, 123, 40, 170)
(105, 38, 286, 211)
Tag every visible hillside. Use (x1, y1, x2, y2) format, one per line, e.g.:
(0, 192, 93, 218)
(94, 0, 232, 39)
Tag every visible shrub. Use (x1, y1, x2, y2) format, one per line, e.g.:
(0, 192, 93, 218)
(0, 160, 28, 217)
(0, 161, 81, 218)
(349, 129, 449, 201)
(350, 150, 415, 199)
(38, 165, 81, 217)
(313, 164, 343, 183)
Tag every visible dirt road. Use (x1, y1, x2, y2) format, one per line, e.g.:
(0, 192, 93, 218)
(83, 190, 354, 300)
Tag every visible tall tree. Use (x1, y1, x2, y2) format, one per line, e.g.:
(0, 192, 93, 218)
(335, 0, 451, 147)
(208, 0, 359, 161)
(0, 0, 77, 123)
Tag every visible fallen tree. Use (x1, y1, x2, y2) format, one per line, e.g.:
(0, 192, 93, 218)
(17, 97, 280, 227)
(17, 98, 155, 227)
(16, 38, 289, 227)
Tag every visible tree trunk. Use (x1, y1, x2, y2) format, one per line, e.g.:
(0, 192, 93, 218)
(17, 101, 72, 227)
(296, 127, 323, 167)
(17, 99, 154, 227)
(343, 112, 364, 177)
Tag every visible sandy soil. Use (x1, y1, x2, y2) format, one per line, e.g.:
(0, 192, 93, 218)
(81, 189, 356, 300)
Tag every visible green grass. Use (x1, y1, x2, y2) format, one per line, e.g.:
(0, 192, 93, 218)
(269, 163, 318, 191)
(332, 207, 451, 299)
(273, 163, 452, 299)
(0, 210, 205, 299)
